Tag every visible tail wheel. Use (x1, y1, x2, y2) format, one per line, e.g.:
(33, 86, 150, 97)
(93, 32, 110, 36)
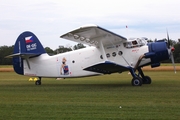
(131, 77, 142, 86)
(143, 76, 152, 84)
(35, 80, 41, 85)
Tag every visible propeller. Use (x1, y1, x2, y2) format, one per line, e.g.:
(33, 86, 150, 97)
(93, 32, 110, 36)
(166, 30, 176, 73)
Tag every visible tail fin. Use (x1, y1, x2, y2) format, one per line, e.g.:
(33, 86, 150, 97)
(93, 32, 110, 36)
(6, 31, 46, 75)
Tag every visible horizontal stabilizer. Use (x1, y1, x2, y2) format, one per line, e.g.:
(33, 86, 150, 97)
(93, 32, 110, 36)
(6, 52, 41, 70)
(83, 61, 129, 74)
(6, 52, 41, 58)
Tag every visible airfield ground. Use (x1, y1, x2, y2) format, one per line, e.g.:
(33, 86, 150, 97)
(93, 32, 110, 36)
(0, 65, 180, 119)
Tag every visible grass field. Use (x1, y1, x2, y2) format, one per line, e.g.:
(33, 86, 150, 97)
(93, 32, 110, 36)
(0, 71, 179, 120)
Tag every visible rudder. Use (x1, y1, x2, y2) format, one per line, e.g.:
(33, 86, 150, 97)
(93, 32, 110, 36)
(14, 31, 46, 54)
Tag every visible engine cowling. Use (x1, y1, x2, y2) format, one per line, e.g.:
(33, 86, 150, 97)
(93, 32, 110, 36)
(145, 42, 169, 68)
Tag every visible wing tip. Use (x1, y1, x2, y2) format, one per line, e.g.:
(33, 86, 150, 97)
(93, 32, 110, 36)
(79, 24, 98, 28)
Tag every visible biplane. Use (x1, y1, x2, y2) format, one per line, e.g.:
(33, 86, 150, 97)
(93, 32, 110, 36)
(6, 24, 176, 86)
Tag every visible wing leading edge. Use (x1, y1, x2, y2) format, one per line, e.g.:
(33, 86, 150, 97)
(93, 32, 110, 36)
(83, 61, 130, 74)
(60, 24, 127, 47)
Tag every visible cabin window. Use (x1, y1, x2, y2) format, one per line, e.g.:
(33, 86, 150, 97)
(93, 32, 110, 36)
(112, 52, 116, 57)
(132, 40, 138, 45)
(124, 42, 132, 48)
(118, 51, 123, 56)
(100, 55, 103, 59)
(124, 40, 138, 48)
(106, 53, 110, 58)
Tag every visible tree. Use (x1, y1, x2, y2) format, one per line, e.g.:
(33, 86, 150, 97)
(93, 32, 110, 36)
(45, 47, 54, 56)
(73, 43, 86, 50)
(54, 46, 72, 54)
(173, 43, 180, 63)
(167, 39, 177, 46)
(0, 45, 14, 65)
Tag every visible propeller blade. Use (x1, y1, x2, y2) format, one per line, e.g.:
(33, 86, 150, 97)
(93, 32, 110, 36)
(166, 30, 170, 48)
(166, 30, 176, 73)
(170, 52, 176, 74)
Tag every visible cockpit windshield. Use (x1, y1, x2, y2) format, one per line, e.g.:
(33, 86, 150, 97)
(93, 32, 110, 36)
(123, 38, 147, 48)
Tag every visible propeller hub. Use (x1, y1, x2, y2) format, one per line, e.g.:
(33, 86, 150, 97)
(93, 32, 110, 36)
(171, 47, 175, 52)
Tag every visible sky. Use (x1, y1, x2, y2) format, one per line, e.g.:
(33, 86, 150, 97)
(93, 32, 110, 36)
(1, 0, 180, 50)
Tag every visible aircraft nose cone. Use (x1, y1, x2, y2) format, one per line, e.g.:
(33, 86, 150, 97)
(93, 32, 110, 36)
(171, 47, 175, 52)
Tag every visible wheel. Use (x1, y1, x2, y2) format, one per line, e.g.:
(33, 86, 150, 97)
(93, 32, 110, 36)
(142, 76, 151, 84)
(131, 77, 142, 86)
(35, 80, 41, 85)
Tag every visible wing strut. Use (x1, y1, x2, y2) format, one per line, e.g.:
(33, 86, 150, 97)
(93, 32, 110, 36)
(106, 36, 130, 66)
(99, 39, 107, 61)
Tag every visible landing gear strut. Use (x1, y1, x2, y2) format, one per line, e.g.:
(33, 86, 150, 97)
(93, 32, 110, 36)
(129, 67, 151, 86)
(137, 68, 151, 84)
(35, 77, 41, 85)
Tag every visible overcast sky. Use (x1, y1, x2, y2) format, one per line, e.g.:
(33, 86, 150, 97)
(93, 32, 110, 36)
(1, 0, 180, 49)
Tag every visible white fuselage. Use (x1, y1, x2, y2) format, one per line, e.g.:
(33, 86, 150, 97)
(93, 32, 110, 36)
(23, 44, 150, 78)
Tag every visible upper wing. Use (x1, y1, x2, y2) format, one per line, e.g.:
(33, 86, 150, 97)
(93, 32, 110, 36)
(60, 24, 127, 47)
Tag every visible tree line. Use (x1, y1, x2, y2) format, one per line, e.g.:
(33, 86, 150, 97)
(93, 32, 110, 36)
(0, 43, 86, 65)
(0, 41, 180, 65)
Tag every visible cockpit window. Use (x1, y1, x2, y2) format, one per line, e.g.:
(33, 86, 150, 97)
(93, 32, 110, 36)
(132, 40, 138, 45)
(124, 38, 147, 48)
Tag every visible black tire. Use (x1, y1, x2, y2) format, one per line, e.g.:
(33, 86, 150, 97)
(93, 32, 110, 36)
(35, 80, 41, 85)
(142, 76, 151, 84)
(131, 77, 142, 86)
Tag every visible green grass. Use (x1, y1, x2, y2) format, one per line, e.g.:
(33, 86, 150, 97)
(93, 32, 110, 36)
(0, 72, 180, 120)
(0, 65, 13, 68)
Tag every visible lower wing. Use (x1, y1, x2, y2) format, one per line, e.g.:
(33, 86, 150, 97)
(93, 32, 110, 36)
(83, 61, 130, 74)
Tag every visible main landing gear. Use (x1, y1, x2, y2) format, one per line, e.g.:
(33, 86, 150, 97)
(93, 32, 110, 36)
(35, 77, 41, 85)
(129, 67, 151, 86)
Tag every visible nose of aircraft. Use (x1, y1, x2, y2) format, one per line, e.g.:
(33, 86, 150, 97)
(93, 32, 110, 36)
(144, 37, 176, 73)
(145, 41, 169, 67)
(171, 46, 175, 52)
